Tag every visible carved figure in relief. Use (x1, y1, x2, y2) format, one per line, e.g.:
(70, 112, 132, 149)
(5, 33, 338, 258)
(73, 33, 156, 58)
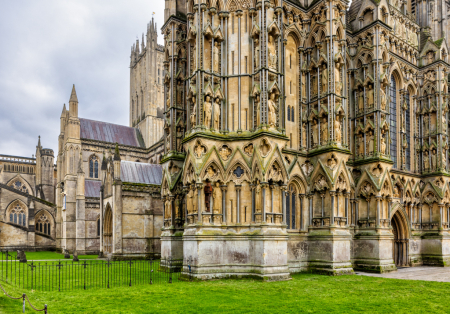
(187, 188, 194, 214)
(431, 149, 437, 170)
(268, 92, 277, 127)
(213, 42, 220, 73)
(204, 96, 212, 128)
(358, 90, 364, 112)
(320, 117, 328, 145)
(312, 119, 319, 146)
(213, 182, 221, 214)
(367, 130, 374, 155)
(268, 35, 277, 70)
(302, 123, 307, 147)
(334, 117, 341, 142)
(367, 87, 374, 107)
(380, 88, 387, 110)
(213, 97, 220, 130)
(423, 151, 430, 171)
(381, 136, 386, 154)
(252, 182, 261, 214)
(358, 133, 364, 156)
(424, 114, 429, 134)
(301, 74, 306, 97)
(190, 97, 197, 127)
(165, 198, 171, 219)
(255, 39, 260, 68)
(204, 182, 212, 212)
(255, 95, 261, 126)
(321, 66, 328, 94)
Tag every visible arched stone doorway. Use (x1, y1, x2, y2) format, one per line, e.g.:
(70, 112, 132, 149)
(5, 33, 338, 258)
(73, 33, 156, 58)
(391, 209, 409, 267)
(103, 205, 112, 254)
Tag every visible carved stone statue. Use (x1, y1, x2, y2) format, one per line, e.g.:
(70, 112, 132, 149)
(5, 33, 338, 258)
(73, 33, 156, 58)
(381, 136, 386, 154)
(165, 198, 171, 219)
(268, 92, 277, 127)
(212, 182, 221, 214)
(424, 114, 429, 134)
(302, 123, 307, 147)
(358, 90, 364, 112)
(431, 149, 437, 170)
(320, 117, 328, 145)
(380, 88, 387, 110)
(255, 39, 260, 68)
(213, 97, 221, 130)
(367, 130, 374, 155)
(334, 117, 341, 142)
(358, 133, 364, 156)
(423, 151, 430, 171)
(204, 96, 212, 128)
(255, 182, 262, 213)
(321, 66, 328, 94)
(312, 119, 319, 146)
(204, 182, 213, 212)
(301, 74, 306, 97)
(213, 42, 220, 73)
(190, 97, 197, 127)
(187, 188, 194, 214)
(367, 87, 374, 107)
(268, 35, 277, 70)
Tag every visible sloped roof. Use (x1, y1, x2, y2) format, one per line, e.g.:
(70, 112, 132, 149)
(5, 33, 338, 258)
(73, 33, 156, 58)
(85, 180, 101, 198)
(79, 118, 145, 148)
(347, 0, 363, 23)
(120, 161, 162, 185)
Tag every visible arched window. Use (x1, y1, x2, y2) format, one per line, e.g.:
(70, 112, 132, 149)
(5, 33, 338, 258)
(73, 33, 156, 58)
(405, 91, 411, 170)
(291, 107, 295, 122)
(89, 155, 99, 178)
(9, 202, 26, 227)
(9, 179, 29, 194)
(286, 184, 297, 229)
(390, 75, 397, 167)
(36, 213, 51, 236)
(287, 106, 291, 121)
(97, 219, 100, 237)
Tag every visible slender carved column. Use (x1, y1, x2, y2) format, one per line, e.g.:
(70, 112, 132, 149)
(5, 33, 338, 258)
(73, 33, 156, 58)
(330, 191, 336, 226)
(345, 192, 350, 226)
(261, 182, 268, 223)
(221, 185, 227, 224)
(196, 183, 203, 223)
(299, 194, 305, 231)
(375, 196, 381, 227)
(281, 184, 287, 225)
(308, 194, 313, 226)
(236, 185, 241, 224)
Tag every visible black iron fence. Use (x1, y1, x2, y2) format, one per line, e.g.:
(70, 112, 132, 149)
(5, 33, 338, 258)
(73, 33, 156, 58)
(0, 251, 181, 291)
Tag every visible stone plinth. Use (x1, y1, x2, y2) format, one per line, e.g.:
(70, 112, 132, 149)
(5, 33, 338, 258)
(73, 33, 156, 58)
(421, 232, 450, 266)
(161, 228, 184, 271)
(180, 224, 291, 281)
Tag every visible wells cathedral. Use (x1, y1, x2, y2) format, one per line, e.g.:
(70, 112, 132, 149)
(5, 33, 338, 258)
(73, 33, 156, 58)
(2, 0, 450, 280)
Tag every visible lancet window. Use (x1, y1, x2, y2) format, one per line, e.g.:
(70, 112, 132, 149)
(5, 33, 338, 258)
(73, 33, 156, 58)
(390, 75, 397, 167)
(9, 203, 26, 227)
(89, 155, 99, 178)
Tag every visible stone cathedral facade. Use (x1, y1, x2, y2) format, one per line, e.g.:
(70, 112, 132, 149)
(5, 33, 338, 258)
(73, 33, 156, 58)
(158, 0, 450, 280)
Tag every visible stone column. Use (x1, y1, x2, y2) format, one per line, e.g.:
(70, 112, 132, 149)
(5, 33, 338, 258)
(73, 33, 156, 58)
(439, 203, 444, 229)
(308, 194, 313, 226)
(196, 183, 203, 223)
(330, 191, 336, 226)
(345, 192, 350, 226)
(261, 182, 267, 223)
(376, 196, 381, 228)
(299, 194, 305, 231)
(221, 185, 227, 224)
(236, 185, 241, 224)
(281, 185, 287, 225)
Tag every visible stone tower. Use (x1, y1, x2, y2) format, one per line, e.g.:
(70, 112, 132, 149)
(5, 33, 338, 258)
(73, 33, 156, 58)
(35, 136, 55, 203)
(130, 17, 166, 148)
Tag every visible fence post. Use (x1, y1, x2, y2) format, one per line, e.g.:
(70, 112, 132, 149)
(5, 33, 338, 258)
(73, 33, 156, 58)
(57, 261, 63, 292)
(83, 261, 87, 290)
(128, 260, 133, 287)
(106, 260, 111, 289)
(169, 258, 172, 284)
(22, 293, 25, 313)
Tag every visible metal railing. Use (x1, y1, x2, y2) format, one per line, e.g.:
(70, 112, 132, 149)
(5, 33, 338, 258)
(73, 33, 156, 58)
(0, 251, 181, 292)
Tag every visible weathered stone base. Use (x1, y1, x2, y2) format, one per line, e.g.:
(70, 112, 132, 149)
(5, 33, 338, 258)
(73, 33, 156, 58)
(180, 225, 291, 281)
(353, 260, 397, 273)
(310, 262, 354, 275)
(160, 229, 184, 271)
(421, 234, 450, 267)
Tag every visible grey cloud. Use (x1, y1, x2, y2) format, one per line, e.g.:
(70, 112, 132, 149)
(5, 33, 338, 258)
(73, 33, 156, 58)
(0, 0, 165, 157)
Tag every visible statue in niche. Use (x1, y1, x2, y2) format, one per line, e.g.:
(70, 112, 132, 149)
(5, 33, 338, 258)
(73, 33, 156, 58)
(334, 116, 341, 142)
(268, 92, 277, 127)
(255, 95, 261, 126)
(321, 66, 328, 94)
(431, 149, 437, 170)
(165, 198, 171, 219)
(442, 112, 447, 131)
(255, 181, 262, 213)
(192, 44, 197, 69)
(213, 97, 221, 130)
(166, 93, 171, 109)
(423, 151, 430, 171)
(321, 117, 328, 145)
(302, 123, 307, 147)
(213, 42, 220, 73)
(212, 182, 221, 214)
(367, 130, 374, 155)
(190, 97, 197, 127)
(175, 197, 180, 218)
(255, 39, 260, 68)
(430, 115, 436, 133)
(424, 114, 429, 134)
(380, 88, 387, 110)
(268, 35, 277, 70)
(204, 182, 213, 212)
(177, 81, 183, 107)
(358, 90, 364, 112)
(204, 95, 212, 128)
(187, 187, 194, 214)
(401, 110, 405, 132)
(312, 119, 319, 146)
(358, 133, 364, 156)
(381, 136, 386, 154)
(367, 86, 374, 107)
(301, 74, 306, 97)
(312, 75, 317, 95)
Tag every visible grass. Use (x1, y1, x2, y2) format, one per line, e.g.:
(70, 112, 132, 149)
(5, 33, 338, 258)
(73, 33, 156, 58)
(4, 251, 98, 261)
(1, 273, 450, 313)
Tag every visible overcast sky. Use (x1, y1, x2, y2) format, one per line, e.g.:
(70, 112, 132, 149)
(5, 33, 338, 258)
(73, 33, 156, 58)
(0, 1, 165, 157)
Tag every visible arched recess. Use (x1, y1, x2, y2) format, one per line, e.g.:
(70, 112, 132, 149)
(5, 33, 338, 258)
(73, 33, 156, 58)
(389, 69, 402, 168)
(390, 204, 410, 266)
(285, 32, 300, 150)
(35, 209, 55, 237)
(286, 176, 306, 230)
(6, 175, 34, 195)
(103, 203, 113, 254)
(5, 199, 28, 227)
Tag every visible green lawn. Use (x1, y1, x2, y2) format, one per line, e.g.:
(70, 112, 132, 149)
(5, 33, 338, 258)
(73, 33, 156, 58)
(1, 273, 449, 313)
(2, 250, 98, 261)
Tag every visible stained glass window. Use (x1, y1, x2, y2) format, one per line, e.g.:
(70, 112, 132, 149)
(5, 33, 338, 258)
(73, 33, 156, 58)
(405, 91, 411, 170)
(390, 75, 397, 167)
(89, 156, 99, 178)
